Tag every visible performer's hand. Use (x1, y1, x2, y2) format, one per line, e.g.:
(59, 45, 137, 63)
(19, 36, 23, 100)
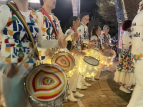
(88, 44, 95, 49)
(79, 52, 86, 56)
(58, 38, 67, 48)
(72, 32, 79, 41)
(3, 64, 18, 78)
(45, 49, 53, 58)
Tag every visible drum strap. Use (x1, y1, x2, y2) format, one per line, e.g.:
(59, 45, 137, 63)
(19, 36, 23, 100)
(7, 2, 40, 68)
(103, 33, 110, 48)
(39, 8, 58, 40)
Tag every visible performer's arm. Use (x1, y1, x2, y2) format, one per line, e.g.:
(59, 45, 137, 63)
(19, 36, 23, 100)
(36, 12, 59, 49)
(0, 5, 10, 34)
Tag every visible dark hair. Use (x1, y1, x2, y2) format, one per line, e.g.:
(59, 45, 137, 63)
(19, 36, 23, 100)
(88, 20, 99, 39)
(65, 16, 78, 32)
(40, 0, 44, 6)
(122, 20, 132, 30)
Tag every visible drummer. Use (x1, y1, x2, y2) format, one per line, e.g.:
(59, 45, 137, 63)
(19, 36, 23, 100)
(100, 25, 115, 49)
(100, 25, 115, 71)
(77, 12, 94, 89)
(65, 16, 85, 102)
(36, 0, 67, 63)
(0, 0, 60, 106)
(88, 21, 103, 81)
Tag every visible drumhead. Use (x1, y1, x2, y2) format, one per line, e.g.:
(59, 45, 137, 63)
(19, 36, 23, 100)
(51, 52, 75, 72)
(25, 64, 67, 102)
(83, 56, 99, 66)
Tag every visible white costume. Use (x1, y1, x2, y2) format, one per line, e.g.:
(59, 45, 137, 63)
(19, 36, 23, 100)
(0, 2, 51, 107)
(36, 9, 64, 63)
(100, 33, 111, 49)
(77, 22, 91, 88)
(90, 35, 102, 79)
(127, 3, 143, 106)
(65, 28, 84, 101)
(114, 31, 135, 91)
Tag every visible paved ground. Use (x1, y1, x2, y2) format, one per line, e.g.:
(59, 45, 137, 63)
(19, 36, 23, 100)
(63, 62, 129, 107)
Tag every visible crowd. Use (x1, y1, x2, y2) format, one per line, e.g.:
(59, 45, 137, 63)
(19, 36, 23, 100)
(0, 0, 142, 107)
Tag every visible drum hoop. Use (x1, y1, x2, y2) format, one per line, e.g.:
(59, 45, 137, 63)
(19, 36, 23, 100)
(51, 52, 75, 72)
(83, 56, 99, 66)
(94, 49, 102, 54)
(25, 64, 68, 102)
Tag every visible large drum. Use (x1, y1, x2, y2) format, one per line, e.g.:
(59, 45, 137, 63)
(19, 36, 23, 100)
(51, 51, 75, 73)
(79, 49, 99, 78)
(25, 64, 68, 107)
(100, 49, 116, 66)
(83, 49, 99, 66)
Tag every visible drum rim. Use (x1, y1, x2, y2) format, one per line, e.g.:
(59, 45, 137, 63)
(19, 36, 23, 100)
(51, 52, 75, 72)
(94, 49, 102, 54)
(83, 56, 99, 66)
(25, 64, 68, 102)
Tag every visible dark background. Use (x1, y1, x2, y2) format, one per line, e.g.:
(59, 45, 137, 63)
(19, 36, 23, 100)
(52, 0, 117, 37)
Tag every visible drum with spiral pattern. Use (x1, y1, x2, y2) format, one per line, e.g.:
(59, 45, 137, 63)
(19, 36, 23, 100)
(25, 64, 68, 107)
(51, 52, 75, 73)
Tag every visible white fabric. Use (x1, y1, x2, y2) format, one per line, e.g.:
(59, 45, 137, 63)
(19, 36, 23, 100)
(127, 59, 143, 107)
(36, 11, 63, 49)
(128, 10, 143, 106)
(90, 35, 98, 41)
(0, 63, 33, 107)
(122, 31, 132, 49)
(100, 33, 111, 45)
(65, 29, 74, 41)
(131, 11, 143, 55)
(68, 54, 80, 94)
(78, 23, 89, 44)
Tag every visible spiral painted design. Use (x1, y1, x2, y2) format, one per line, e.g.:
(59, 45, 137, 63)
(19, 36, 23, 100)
(51, 52, 75, 72)
(25, 64, 67, 101)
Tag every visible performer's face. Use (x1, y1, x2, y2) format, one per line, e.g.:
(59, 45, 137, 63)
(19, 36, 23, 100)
(75, 18, 80, 28)
(105, 26, 110, 33)
(96, 27, 101, 36)
(44, 0, 56, 9)
(83, 15, 89, 23)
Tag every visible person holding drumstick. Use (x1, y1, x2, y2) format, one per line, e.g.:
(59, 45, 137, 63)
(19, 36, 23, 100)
(65, 16, 86, 102)
(89, 22, 103, 81)
(36, 0, 68, 63)
(0, 0, 62, 106)
(100, 25, 115, 49)
(77, 12, 94, 89)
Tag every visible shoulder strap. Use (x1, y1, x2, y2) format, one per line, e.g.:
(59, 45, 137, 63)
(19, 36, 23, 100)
(7, 2, 39, 60)
(39, 8, 58, 40)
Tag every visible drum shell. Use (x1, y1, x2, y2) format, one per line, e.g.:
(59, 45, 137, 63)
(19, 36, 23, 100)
(27, 84, 68, 107)
(79, 49, 100, 78)
(100, 49, 116, 66)
(51, 52, 75, 74)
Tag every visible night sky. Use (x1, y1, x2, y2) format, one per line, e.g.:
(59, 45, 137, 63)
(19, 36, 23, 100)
(53, 0, 95, 31)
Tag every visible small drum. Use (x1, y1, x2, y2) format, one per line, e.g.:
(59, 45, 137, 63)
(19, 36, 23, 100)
(25, 64, 68, 107)
(100, 49, 116, 66)
(51, 52, 75, 73)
